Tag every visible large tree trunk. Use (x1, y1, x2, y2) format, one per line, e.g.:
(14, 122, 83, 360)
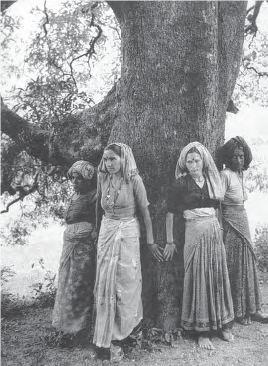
(1, 0, 247, 332)
(107, 1, 247, 331)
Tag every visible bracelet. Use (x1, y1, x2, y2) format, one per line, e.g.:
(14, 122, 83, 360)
(166, 242, 174, 245)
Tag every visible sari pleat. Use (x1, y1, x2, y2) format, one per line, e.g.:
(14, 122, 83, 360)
(93, 216, 142, 348)
(181, 209, 234, 331)
(222, 207, 262, 318)
(52, 222, 95, 334)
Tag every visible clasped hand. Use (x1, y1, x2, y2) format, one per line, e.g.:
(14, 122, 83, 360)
(148, 243, 177, 261)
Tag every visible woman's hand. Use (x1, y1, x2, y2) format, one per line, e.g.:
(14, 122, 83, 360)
(148, 243, 164, 262)
(163, 243, 177, 261)
(91, 228, 98, 239)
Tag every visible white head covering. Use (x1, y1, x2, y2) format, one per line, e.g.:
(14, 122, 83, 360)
(175, 141, 224, 200)
(98, 142, 138, 182)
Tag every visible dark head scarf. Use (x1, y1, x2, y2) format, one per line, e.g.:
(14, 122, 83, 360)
(216, 136, 252, 171)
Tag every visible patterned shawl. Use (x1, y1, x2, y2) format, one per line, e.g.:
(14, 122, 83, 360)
(67, 160, 95, 180)
(98, 143, 139, 182)
(175, 141, 224, 201)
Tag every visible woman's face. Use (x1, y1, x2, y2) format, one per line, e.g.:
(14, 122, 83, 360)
(230, 147, 244, 172)
(103, 149, 121, 175)
(186, 152, 203, 178)
(71, 172, 89, 193)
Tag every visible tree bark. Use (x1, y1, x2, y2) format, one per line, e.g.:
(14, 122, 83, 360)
(107, 0, 247, 331)
(1, 1, 17, 13)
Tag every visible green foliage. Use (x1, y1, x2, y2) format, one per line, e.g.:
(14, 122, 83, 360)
(233, 7, 268, 108)
(0, 0, 120, 245)
(1, 265, 26, 317)
(0, 176, 69, 245)
(254, 226, 268, 276)
(244, 139, 268, 193)
(1, 265, 16, 286)
(30, 258, 57, 308)
(1, 260, 57, 318)
(1, 292, 26, 318)
(0, 11, 22, 65)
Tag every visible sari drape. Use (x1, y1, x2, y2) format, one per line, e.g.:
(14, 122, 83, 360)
(222, 207, 262, 318)
(181, 209, 234, 331)
(93, 216, 142, 348)
(52, 222, 95, 334)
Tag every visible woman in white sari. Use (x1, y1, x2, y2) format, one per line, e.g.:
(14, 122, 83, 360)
(165, 142, 234, 350)
(93, 143, 161, 359)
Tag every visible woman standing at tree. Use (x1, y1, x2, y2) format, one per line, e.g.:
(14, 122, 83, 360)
(93, 143, 161, 359)
(52, 160, 97, 346)
(217, 136, 267, 325)
(165, 142, 234, 350)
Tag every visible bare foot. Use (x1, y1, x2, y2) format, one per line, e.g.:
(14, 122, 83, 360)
(236, 317, 251, 326)
(251, 311, 268, 324)
(198, 335, 215, 350)
(221, 330, 234, 342)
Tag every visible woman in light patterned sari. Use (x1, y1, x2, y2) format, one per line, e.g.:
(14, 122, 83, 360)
(93, 143, 161, 360)
(165, 142, 234, 350)
(52, 160, 97, 346)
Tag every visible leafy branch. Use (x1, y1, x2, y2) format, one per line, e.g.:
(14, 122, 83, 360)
(1, 171, 40, 214)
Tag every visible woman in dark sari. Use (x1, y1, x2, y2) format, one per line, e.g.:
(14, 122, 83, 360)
(52, 160, 97, 345)
(165, 142, 234, 350)
(217, 136, 267, 325)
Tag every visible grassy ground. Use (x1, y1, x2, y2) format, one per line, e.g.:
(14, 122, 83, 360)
(1, 304, 268, 366)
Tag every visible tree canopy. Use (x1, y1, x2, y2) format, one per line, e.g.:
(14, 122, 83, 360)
(1, 0, 266, 241)
(0, 0, 266, 240)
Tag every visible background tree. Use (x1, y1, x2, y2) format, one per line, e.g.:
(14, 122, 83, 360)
(1, 0, 266, 332)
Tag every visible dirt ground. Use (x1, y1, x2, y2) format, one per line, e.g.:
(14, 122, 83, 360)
(1, 303, 268, 366)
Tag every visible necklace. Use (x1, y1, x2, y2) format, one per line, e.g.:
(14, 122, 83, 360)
(193, 177, 204, 182)
(106, 175, 124, 209)
(192, 175, 205, 189)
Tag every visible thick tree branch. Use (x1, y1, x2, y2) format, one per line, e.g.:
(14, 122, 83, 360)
(1, 98, 50, 162)
(1, 1, 17, 12)
(245, 1, 263, 35)
(1, 83, 118, 189)
(1, 140, 24, 195)
(106, 1, 124, 23)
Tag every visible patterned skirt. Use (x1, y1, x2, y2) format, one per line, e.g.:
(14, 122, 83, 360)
(222, 207, 262, 318)
(52, 222, 95, 335)
(181, 209, 234, 332)
(93, 216, 142, 348)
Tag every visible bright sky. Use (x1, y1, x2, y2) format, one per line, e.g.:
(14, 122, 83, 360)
(226, 106, 268, 143)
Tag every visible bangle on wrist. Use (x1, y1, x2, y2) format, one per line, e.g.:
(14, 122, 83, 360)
(167, 242, 174, 245)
